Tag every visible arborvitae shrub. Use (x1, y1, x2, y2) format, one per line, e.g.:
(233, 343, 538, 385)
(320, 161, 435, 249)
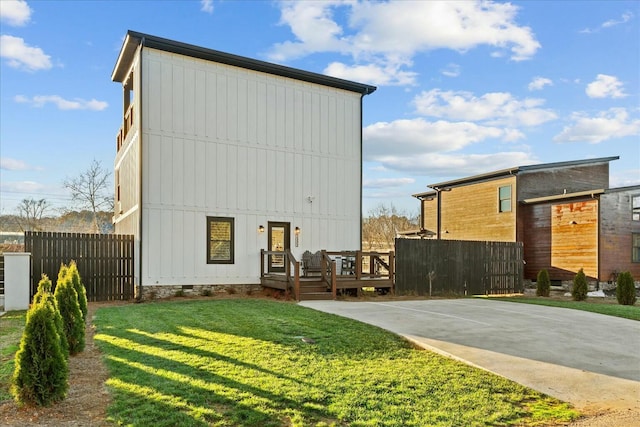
(536, 269, 550, 297)
(572, 268, 588, 301)
(68, 261, 88, 322)
(616, 271, 637, 306)
(33, 274, 69, 357)
(54, 267, 85, 355)
(11, 299, 69, 406)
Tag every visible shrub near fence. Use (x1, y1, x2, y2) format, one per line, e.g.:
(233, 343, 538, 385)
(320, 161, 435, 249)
(395, 238, 524, 296)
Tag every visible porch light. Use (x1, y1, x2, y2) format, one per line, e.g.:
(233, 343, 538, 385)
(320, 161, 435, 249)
(258, 225, 265, 233)
(295, 227, 300, 235)
(295, 227, 300, 247)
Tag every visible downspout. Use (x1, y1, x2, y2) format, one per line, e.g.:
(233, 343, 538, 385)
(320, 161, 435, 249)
(137, 38, 145, 301)
(359, 92, 364, 251)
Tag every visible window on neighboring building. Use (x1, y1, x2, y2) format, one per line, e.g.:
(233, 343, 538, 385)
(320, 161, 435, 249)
(498, 185, 512, 212)
(632, 195, 640, 221)
(207, 216, 234, 264)
(633, 233, 640, 263)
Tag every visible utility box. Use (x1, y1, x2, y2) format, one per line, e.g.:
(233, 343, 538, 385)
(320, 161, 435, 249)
(4, 253, 31, 311)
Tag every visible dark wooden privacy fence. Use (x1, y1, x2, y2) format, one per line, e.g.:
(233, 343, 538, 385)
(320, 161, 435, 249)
(395, 239, 524, 296)
(0, 255, 4, 296)
(25, 231, 134, 301)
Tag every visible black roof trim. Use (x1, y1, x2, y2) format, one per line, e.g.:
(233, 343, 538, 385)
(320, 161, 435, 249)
(112, 31, 377, 95)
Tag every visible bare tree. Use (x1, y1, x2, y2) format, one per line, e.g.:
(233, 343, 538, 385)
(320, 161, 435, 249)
(63, 159, 113, 233)
(15, 198, 50, 231)
(362, 203, 419, 250)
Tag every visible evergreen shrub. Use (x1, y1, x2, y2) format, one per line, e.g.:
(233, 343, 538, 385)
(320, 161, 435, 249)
(11, 299, 69, 406)
(572, 268, 588, 301)
(33, 274, 69, 357)
(536, 269, 550, 297)
(54, 265, 85, 355)
(68, 261, 88, 321)
(616, 271, 637, 306)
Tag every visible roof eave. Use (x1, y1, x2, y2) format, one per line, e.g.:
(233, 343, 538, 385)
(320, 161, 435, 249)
(112, 30, 377, 95)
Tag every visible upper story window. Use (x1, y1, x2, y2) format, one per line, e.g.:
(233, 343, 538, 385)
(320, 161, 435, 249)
(498, 185, 512, 213)
(632, 195, 640, 221)
(633, 233, 640, 263)
(207, 216, 234, 264)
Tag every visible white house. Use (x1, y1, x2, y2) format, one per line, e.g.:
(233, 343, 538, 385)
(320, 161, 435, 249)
(111, 31, 376, 298)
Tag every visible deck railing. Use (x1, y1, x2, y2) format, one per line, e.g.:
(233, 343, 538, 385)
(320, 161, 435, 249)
(116, 104, 135, 152)
(261, 249, 395, 300)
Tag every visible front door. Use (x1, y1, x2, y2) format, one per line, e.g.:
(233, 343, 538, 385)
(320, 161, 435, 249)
(268, 222, 290, 273)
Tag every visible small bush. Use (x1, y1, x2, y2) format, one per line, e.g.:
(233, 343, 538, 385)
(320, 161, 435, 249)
(225, 286, 237, 295)
(54, 266, 85, 355)
(33, 275, 69, 357)
(616, 271, 637, 306)
(11, 299, 69, 406)
(174, 289, 186, 297)
(572, 268, 588, 301)
(536, 269, 550, 297)
(200, 288, 212, 297)
(68, 261, 88, 322)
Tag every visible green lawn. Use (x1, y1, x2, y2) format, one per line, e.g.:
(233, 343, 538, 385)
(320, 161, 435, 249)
(92, 299, 577, 427)
(0, 311, 26, 402)
(493, 296, 640, 320)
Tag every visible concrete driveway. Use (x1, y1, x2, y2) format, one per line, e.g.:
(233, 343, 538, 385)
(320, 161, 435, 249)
(299, 298, 640, 412)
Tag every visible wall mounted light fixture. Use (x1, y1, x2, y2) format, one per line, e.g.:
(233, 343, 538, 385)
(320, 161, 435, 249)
(258, 225, 265, 233)
(294, 227, 300, 247)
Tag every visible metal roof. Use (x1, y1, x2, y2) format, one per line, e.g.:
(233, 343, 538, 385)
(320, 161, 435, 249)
(112, 31, 377, 95)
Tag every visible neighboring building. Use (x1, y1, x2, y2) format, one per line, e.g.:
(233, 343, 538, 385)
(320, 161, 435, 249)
(111, 31, 375, 296)
(413, 157, 640, 282)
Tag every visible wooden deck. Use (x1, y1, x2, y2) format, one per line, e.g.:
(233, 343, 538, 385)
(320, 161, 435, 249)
(260, 249, 394, 301)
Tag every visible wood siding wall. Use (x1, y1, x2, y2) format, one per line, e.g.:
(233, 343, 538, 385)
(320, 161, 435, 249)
(137, 48, 363, 286)
(522, 198, 598, 280)
(599, 190, 640, 281)
(421, 176, 517, 242)
(396, 238, 523, 295)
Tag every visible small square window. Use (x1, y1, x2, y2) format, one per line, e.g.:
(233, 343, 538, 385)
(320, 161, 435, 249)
(499, 185, 512, 213)
(207, 216, 234, 264)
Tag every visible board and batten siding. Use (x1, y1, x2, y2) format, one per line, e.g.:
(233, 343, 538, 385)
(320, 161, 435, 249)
(139, 48, 362, 285)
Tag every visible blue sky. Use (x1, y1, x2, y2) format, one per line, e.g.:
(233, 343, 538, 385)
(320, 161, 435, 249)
(1, 0, 639, 218)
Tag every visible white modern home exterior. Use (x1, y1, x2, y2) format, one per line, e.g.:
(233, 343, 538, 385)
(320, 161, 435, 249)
(111, 31, 376, 296)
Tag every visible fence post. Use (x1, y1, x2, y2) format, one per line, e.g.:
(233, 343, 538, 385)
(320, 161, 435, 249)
(4, 253, 31, 311)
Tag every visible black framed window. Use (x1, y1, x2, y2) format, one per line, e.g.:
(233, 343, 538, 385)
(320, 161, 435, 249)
(207, 216, 234, 264)
(632, 195, 640, 221)
(633, 233, 640, 263)
(498, 185, 512, 213)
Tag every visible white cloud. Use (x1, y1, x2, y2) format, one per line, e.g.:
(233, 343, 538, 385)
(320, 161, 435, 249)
(324, 61, 417, 86)
(441, 63, 461, 78)
(553, 108, 640, 143)
(0, 157, 35, 171)
(15, 94, 108, 111)
(585, 74, 627, 99)
(602, 11, 634, 28)
(200, 0, 213, 14)
(0, 180, 46, 193)
(610, 170, 640, 188)
(0, 35, 52, 71)
(580, 11, 634, 33)
(270, 1, 540, 86)
(363, 118, 521, 161)
(0, 0, 31, 26)
(413, 89, 557, 127)
(363, 178, 416, 189)
(368, 151, 537, 176)
(528, 76, 553, 91)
